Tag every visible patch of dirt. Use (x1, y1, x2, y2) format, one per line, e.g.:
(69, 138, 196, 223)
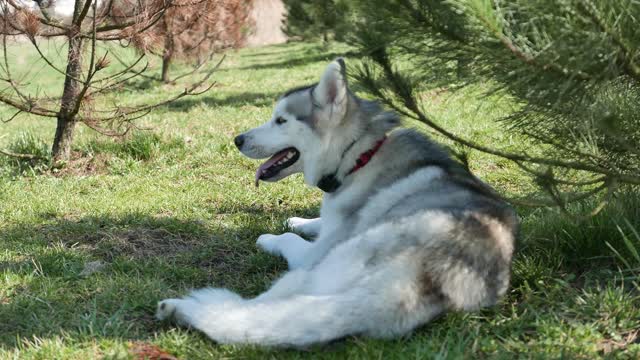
(597, 330, 639, 355)
(129, 342, 179, 360)
(45, 224, 203, 260)
(90, 227, 201, 260)
(52, 151, 111, 177)
(192, 246, 250, 276)
(418, 87, 450, 105)
(34, 215, 214, 261)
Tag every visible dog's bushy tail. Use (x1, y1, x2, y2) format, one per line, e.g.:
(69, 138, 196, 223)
(175, 287, 442, 347)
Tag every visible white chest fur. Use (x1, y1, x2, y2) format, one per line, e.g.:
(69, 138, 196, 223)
(319, 166, 445, 238)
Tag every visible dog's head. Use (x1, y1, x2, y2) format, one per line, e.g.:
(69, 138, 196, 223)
(235, 58, 397, 189)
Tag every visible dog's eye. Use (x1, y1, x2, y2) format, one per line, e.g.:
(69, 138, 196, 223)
(275, 117, 287, 125)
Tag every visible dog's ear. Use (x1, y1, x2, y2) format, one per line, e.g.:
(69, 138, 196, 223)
(313, 58, 348, 111)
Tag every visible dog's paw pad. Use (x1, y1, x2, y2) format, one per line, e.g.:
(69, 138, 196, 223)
(156, 299, 179, 320)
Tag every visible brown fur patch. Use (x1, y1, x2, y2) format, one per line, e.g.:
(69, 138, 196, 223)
(419, 271, 447, 303)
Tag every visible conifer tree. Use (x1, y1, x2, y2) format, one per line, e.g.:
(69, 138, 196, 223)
(350, 0, 640, 208)
(282, 0, 352, 42)
(126, 0, 253, 83)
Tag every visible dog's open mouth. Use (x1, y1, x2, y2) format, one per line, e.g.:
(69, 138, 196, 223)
(255, 147, 300, 186)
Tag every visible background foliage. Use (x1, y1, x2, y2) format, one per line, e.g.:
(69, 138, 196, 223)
(282, 0, 354, 42)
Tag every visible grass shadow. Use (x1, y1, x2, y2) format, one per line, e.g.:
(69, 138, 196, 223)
(239, 44, 318, 58)
(0, 204, 319, 349)
(224, 49, 363, 72)
(162, 91, 280, 112)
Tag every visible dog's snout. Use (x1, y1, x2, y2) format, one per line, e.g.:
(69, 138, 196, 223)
(234, 134, 245, 149)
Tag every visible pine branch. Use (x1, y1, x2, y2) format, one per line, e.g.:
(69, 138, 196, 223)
(577, 1, 640, 81)
(471, 4, 591, 81)
(361, 51, 640, 186)
(508, 182, 608, 208)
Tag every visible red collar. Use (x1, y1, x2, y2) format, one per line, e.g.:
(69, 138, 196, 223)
(348, 136, 387, 175)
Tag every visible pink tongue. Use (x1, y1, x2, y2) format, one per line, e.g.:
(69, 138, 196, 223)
(255, 149, 291, 187)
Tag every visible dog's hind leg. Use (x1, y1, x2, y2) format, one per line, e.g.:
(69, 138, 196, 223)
(287, 217, 322, 237)
(156, 286, 442, 347)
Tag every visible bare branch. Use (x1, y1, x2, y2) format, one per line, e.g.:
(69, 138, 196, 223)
(170, 58, 209, 83)
(29, 37, 87, 83)
(4, 0, 71, 32)
(1, 33, 33, 103)
(95, 4, 167, 34)
(1, 109, 22, 123)
(82, 109, 150, 136)
(0, 148, 47, 160)
(89, 61, 150, 95)
(80, 55, 223, 123)
(35, 0, 55, 22)
(94, 52, 145, 83)
(0, 96, 57, 117)
(98, 0, 116, 19)
(75, 0, 94, 26)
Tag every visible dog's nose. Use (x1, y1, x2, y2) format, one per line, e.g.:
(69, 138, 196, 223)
(234, 134, 245, 149)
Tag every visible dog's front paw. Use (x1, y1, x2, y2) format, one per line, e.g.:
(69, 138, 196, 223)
(156, 298, 180, 321)
(286, 217, 308, 230)
(286, 217, 321, 237)
(256, 233, 282, 256)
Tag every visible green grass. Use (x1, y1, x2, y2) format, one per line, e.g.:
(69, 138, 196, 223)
(1, 41, 639, 359)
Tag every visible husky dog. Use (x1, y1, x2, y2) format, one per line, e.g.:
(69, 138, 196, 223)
(156, 59, 518, 347)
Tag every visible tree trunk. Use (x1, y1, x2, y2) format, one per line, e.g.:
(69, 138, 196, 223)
(52, 117, 76, 164)
(52, 32, 84, 164)
(162, 50, 172, 83)
(162, 19, 174, 83)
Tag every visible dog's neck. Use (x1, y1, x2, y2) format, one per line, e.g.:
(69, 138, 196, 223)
(317, 135, 387, 193)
